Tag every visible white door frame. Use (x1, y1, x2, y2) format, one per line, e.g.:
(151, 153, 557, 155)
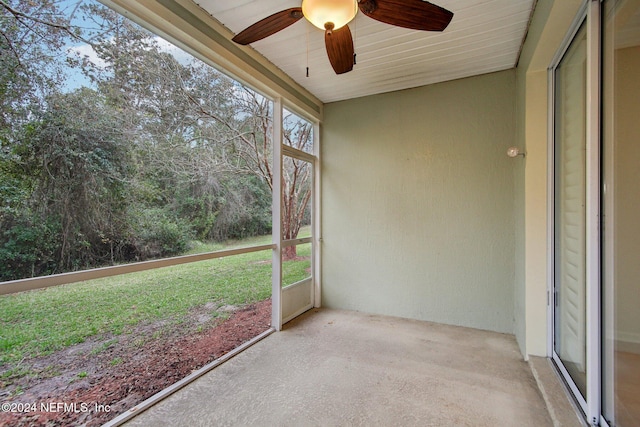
(272, 100, 321, 329)
(548, 0, 601, 424)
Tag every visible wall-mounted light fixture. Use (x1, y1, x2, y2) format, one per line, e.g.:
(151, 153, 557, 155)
(507, 147, 526, 158)
(302, 0, 358, 31)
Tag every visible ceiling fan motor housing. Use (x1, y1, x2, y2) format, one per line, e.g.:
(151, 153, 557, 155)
(301, 0, 359, 30)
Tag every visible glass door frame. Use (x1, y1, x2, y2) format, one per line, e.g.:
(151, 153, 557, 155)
(548, 0, 602, 424)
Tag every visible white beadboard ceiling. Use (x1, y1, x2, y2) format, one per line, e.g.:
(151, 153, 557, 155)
(194, 0, 535, 103)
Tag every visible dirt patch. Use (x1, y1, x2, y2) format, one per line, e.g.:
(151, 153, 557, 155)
(0, 299, 272, 426)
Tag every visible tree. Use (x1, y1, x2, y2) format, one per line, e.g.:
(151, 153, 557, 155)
(16, 88, 131, 269)
(73, 2, 311, 254)
(281, 115, 313, 259)
(83, 11, 269, 242)
(0, 0, 87, 128)
(1, 0, 311, 279)
(196, 87, 314, 259)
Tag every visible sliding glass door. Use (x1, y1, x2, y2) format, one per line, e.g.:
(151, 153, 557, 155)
(551, 2, 601, 423)
(551, 1, 640, 425)
(553, 13, 589, 404)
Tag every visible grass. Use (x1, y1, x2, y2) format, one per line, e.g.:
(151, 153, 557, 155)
(282, 242, 312, 287)
(0, 229, 311, 367)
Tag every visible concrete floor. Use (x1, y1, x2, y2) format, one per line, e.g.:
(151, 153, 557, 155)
(124, 308, 553, 426)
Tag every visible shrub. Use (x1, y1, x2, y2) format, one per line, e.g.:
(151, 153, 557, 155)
(0, 216, 61, 281)
(129, 208, 193, 259)
(209, 175, 272, 241)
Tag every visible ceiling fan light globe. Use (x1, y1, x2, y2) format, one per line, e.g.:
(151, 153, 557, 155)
(302, 0, 358, 31)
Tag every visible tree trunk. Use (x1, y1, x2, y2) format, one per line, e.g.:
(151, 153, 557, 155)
(282, 244, 297, 261)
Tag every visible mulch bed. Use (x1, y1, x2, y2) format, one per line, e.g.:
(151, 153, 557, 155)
(0, 299, 272, 427)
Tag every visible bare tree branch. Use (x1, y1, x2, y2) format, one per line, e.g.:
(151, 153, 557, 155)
(0, 0, 89, 44)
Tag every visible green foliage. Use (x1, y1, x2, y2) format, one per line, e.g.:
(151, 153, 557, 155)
(1, 88, 134, 278)
(129, 208, 193, 259)
(0, 215, 61, 281)
(0, 0, 310, 281)
(209, 175, 272, 241)
(178, 195, 219, 240)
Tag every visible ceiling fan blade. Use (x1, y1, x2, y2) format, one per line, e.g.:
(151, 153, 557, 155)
(358, 0, 453, 32)
(325, 25, 355, 75)
(232, 8, 304, 45)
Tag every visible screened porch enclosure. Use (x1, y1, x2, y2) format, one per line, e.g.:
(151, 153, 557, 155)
(1, 0, 638, 426)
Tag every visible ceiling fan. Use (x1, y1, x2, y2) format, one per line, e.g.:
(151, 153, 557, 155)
(231, 0, 454, 75)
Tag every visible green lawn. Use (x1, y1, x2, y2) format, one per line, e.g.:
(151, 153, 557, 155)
(0, 230, 311, 366)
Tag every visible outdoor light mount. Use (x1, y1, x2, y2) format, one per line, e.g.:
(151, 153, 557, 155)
(507, 147, 526, 158)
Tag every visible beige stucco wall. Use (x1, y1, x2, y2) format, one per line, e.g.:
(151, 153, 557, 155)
(321, 70, 516, 334)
